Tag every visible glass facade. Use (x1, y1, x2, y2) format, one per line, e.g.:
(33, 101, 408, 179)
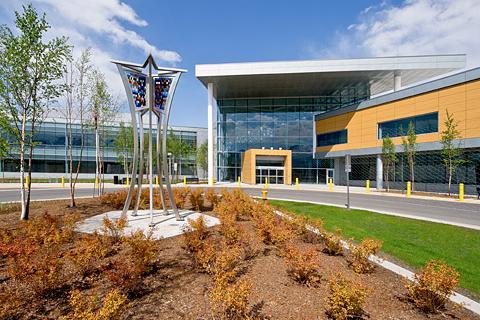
(1, 121, 201, 176)
(316, 129, 348, 147)
(217, 84, 369, 183)
(378, 112, 438, 139)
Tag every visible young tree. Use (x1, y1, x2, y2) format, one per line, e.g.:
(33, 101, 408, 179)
(62, 48, 93, 207)
(114, 122, 134, 179)
(196, 141, 208, 179)
(166, 130, 193, 181)
(88, 69, 116, 196)
(402, 121, 417, 192)
(0, 4, 70, 220)
(441, 110, 464, 195)
(382, 137, 397, 191)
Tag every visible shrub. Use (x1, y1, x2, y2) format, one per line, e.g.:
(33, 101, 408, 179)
(70, 232, 111, 277)
(102, 216, 127, 244)
(210, 246, 251, 319)
(172, 186, 190, 209)
(406, 260, 459, 313)
(210, 278, 252, 320)
(123, 230, 159, 274)
(204, 188, 220, 209)
(326, 274, 368, 320)
(322, 229, 344, 256)
(251, 202, 294, 245)
(182, 215, 209, 254)
(348, 238, 383, 274)
(62, 289, 127, 320)
(189, 188, 204, 211)
(283, 244, 321, 286)
(194, 237, 217, 274)
(220, 213, 244, 247)
(107, 259, 144, 295)
(0, 285, 22, 319)
(22, 212, 76, 247)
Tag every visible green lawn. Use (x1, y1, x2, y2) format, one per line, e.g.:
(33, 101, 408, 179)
(270, 199, 480, 295)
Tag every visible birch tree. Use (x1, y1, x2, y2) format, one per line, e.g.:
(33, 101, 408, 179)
(441, 110, 464, 195)
(0, 4, 70, 219)
(62, 48, 92, 207)
(402, 121, 417, 192)
(382, 137, 397, 191)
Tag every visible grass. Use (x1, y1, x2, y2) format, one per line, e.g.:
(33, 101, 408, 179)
(269, 199, 480, 295)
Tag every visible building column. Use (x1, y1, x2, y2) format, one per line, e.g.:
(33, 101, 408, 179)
(394, 71, 401, 91)
(207, 83, 214, 186)
(376, 154, 383, 190)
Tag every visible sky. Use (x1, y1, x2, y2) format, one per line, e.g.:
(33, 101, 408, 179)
(1, 0, 479, 128)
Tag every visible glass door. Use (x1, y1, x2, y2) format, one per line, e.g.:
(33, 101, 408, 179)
(326, 169, 334, 185)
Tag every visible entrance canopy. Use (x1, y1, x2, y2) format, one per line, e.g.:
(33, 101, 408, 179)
(241, 149, 292, 185)
(196, 55, 465, 99)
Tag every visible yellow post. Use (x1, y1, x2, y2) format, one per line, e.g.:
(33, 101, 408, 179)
(183, 176, 186, 186)
(61, 176, 65, 188)
(155, 175, 159, 186)
(329, 178, 333, 191)
(459, 183, 464, 202)
(366, 179, 370, 193)
(126, 176, 130, 186)
(211, 176, 214, 185)
(25, 175, 29, 186)
(95, 176, 98, 188)
(407, 181, 411, 197)
(262, 188, 268, 201)
(295, 177, 299, 190)
(238, 176, 241, 188)
(265, 176, 268, 189)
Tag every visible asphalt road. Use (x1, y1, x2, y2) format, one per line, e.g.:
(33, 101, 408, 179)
(0, 186, 123, 202)
(218, 187, 480, 230)
(0, 185, 478, 230)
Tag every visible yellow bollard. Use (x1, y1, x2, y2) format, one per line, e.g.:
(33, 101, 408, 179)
(25, 175, 29, 186)
(238, 176, 241, 188)
(459, 183, 464, 202)
(295, 177, 299, 190)
(95, 176, 99, 188)
(184, 176, 186, 186)
(262, 188, 268, 201)
(407, 181, 411, 197)
(265, 177, 268, 189)
(126, 176, 130, 186)
(329, 178, 333, 191)
(155, 175, 159, 186)
(61, 176, 65, 188)
(211, 176, 214, 185)
(366, 179, 370, 193)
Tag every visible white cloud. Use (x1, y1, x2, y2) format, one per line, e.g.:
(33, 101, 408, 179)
(310, 0, 480, 68)
(0, 0, 182, 105)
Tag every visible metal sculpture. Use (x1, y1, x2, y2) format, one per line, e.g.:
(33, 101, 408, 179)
(112, 54, 186, 224)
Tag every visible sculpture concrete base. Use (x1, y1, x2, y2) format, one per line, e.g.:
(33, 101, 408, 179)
(76, 209, 220, 240)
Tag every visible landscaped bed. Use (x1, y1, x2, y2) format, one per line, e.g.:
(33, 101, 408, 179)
(0, 189, 478, 319)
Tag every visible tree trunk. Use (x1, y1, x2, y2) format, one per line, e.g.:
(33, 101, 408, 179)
(448, 162, 453, 196)
(19, 113, 27, 220)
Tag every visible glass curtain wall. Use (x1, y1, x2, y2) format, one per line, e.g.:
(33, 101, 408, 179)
(217, 85, 369, 183)
(2, 121, 199, 176)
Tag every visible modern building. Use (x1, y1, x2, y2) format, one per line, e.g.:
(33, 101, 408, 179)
(0, 113, 207, 180)
(196, 54, 480, 193)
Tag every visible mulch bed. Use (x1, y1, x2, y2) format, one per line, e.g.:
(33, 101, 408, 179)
(0, 196, 479, 319)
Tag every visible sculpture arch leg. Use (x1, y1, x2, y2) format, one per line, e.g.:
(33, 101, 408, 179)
(134, 113, 145, 216)
(162, 108, 181, 220)
(156, 116, 168, 214)
(121, 100, 139, 218)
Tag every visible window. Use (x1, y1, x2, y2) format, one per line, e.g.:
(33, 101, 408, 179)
(378, 112, 438, 139)
(316, 129, 347, 147)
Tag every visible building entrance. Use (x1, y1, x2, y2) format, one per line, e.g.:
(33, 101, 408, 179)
(256, 166, 284, 184)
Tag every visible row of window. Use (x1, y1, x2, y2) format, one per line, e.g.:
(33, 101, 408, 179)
(316, 112, 439, 147)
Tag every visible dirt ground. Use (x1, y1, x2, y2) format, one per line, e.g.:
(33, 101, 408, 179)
(0, 196, 479, 319)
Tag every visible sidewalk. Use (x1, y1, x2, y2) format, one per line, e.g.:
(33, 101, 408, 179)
(185, 181, 480, 205)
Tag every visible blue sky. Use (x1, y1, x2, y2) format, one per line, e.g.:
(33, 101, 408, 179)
(1, 0, 479, 128)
